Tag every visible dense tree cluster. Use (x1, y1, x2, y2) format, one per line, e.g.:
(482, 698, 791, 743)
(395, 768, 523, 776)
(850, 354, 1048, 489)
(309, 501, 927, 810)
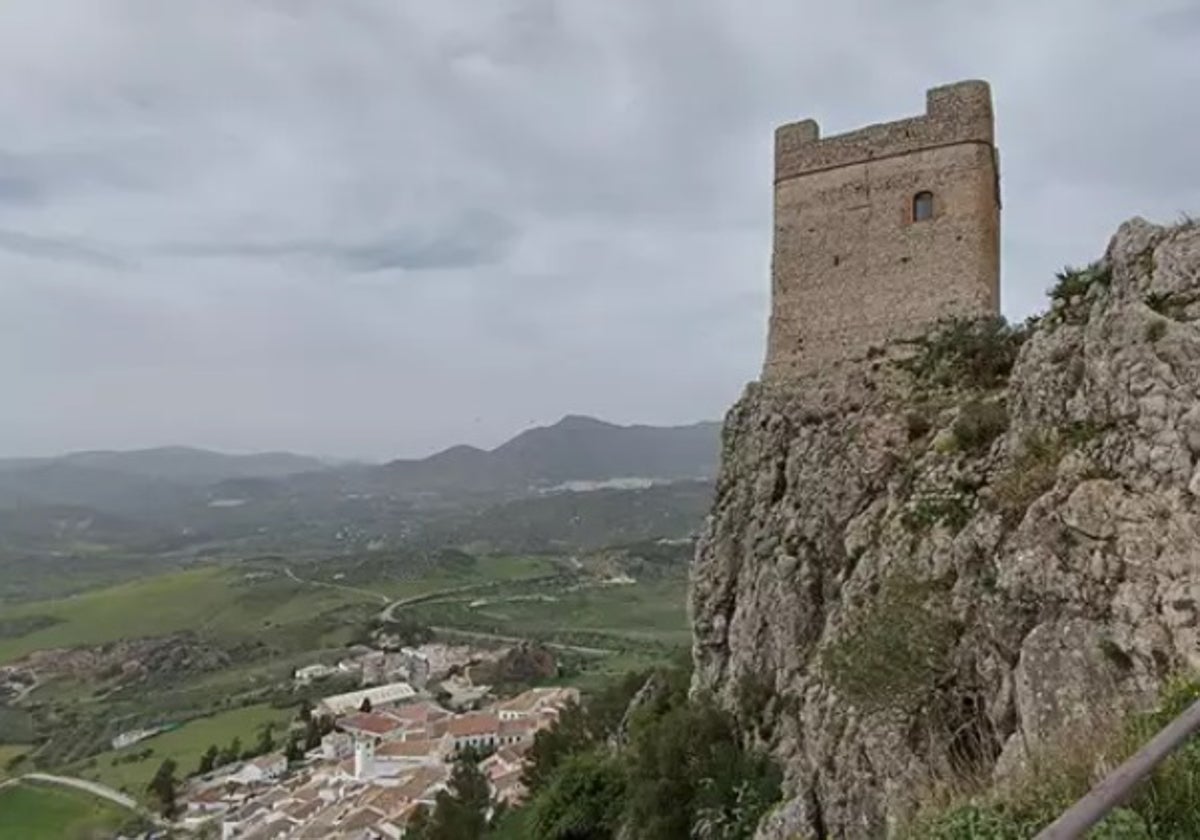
(491, 665, 781, 840)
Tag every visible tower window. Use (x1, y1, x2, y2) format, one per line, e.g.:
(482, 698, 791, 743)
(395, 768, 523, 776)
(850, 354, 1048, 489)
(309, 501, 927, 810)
(913, 191, 934, 222)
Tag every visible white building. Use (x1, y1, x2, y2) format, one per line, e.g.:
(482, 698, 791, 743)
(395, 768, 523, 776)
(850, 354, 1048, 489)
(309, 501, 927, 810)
(321, 731, 353, 760)
(293, 663, 337, 685)
(228, 752, 288, 786)
(494, 687, 579, 722)
(111, 727, 162, 750)
(316, 681, 416, 717)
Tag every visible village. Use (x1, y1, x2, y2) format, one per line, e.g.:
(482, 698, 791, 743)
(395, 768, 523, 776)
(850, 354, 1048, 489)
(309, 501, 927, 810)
(176, 640, 577, 839)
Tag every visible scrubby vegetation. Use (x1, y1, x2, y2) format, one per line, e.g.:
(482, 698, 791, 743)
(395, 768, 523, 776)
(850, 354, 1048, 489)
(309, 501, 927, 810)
(989, 431, 1066, 524)
(1049, 262, 1112, 304)
(951, 400, 1009, 453)
(901, 490, 975, 535)
(493, 665, 781, 839)
(820, 573, 959, 713)
(905, 676, 1200, 839)
(898, 316, 1028, 391)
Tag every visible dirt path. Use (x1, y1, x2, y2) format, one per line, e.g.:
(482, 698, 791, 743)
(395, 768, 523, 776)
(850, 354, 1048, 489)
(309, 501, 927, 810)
(14, 772, 142, 813)
(283, 566, 389, 605)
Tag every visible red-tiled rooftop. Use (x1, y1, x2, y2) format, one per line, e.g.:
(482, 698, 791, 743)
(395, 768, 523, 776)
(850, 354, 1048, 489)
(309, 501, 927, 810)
(445, 712, 498, 738)
(498, 718, 535, 737)
(390, 701, 449, 722)
(377, 738, 447, 759)
(338, 712, 404, 735)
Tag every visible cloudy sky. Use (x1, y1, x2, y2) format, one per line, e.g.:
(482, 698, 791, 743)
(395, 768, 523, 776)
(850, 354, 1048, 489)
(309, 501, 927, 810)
(2, 1, 1198, 460)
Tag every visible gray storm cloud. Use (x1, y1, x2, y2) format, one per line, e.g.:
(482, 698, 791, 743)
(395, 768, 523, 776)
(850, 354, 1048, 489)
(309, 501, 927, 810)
(1, 0, 1197, 459)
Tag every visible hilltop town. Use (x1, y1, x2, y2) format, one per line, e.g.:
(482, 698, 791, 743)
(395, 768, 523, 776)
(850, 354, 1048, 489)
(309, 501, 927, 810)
(181, 681, 577, 838)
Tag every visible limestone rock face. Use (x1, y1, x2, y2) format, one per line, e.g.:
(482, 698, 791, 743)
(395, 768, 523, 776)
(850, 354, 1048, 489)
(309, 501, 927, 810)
(689, 219, 1200, 839)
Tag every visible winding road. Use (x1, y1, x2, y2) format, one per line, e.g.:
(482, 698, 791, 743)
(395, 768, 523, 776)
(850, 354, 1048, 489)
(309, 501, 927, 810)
(281, 566, 615, 656)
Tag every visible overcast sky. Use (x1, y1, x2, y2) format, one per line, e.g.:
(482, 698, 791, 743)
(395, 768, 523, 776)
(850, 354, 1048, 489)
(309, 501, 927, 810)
(2, 1, 1198, 460)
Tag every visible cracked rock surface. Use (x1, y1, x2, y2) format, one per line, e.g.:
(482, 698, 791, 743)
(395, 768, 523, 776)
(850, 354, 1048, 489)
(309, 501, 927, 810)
(689, 218, 1200, 838)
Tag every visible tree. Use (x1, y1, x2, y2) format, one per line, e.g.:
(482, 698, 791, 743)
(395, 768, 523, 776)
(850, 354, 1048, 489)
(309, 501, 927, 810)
(623, 691, 780, 840)
(285, 735, 305, 763)
(303, 718, 322, 751)
(405, 803, 432, 839)
(523, 670, 650, 794)
(146, 758, 179, 819)
(359, 697, 373, 713)
(196, 745, 219, 776)
(255, 723, 276, 756)
(527, 749, 626, 840)
(217, 736, 242, 766)
(425, 751, 491, 839)
(522, 701, 596, 793)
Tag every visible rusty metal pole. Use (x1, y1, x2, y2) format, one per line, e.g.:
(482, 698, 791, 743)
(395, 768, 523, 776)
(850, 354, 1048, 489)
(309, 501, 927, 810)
(1034, 697, 1200, 840)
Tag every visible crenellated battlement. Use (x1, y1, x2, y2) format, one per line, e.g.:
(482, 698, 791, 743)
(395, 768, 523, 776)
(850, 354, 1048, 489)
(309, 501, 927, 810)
(774, 80, 995, 183)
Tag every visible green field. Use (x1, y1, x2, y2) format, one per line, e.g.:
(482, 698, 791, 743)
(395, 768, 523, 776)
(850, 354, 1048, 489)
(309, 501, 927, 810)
(72, 703, 294, 796)
(404, 577, 691, 647)
(0, 564, 377, 664)
(0, 780, 137, 840)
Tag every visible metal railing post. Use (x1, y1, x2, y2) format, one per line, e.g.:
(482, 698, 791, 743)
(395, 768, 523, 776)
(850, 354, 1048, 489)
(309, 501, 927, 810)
(1034, 697, 1200, 839)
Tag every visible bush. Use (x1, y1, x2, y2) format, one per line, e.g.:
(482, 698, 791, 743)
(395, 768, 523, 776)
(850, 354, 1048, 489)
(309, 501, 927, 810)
(1050, 262, 1111, 303)
(820, 573, 958, 713)
(899, 317, 1027, 391)
(1145, 320, 1167, 343)
(527, 750, 627, 840)
(952, 400, 1009, 453)
(517, 667, 780, 840)
(901, 492, 974, 535)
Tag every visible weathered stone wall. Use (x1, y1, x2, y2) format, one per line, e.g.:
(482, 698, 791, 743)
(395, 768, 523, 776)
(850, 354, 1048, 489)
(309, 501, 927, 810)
(764, 80, 1001, 381)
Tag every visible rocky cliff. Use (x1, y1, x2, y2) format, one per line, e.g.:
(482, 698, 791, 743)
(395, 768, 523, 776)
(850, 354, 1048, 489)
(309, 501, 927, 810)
(690, 218, 1200, 839)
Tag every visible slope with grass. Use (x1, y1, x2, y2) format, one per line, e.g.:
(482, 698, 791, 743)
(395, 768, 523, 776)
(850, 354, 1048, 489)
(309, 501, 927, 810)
(70, 702, 293, 797)
(0, 779, 139, 839)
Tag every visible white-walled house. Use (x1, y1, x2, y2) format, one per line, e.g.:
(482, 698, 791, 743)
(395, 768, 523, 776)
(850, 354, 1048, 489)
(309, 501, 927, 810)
(228, 752, 287, 786)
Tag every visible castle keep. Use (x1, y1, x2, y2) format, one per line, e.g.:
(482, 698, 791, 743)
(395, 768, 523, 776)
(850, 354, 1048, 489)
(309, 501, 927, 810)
(763, 80, 1001, 381)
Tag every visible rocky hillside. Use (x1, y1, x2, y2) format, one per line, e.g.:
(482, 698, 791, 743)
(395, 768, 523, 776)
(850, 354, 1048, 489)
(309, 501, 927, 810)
(690, 218, 1200, 838)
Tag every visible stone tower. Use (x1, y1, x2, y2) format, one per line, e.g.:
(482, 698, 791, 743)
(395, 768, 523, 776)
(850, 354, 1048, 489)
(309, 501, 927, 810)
(763, 80, 1001, 381)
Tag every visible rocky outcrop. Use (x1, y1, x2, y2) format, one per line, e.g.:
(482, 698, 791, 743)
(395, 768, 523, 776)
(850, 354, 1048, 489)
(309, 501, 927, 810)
(690, 218, 1200, 839)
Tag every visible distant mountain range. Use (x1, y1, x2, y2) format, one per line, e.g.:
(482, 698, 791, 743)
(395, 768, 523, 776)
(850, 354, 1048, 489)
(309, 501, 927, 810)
(0, 416, 721, 555)
(373, 415, 720, 496)
(0, 446, 327, 483)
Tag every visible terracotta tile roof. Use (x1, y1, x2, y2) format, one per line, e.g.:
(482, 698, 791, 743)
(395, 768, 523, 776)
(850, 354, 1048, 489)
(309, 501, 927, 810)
(188, 786, 226, 804)
(282, 798, 323, 821)
(495, 686, 577, 713)
(376, 738, 446, 759)
(360, 785, 419, 817)
(339, 712, 405, 736)
(498, 718, 535, 737)
(340, 805, 386, 831)
(498, 742, 532, 760)
(446, 712, 498, 738)
(393, 765, 449, 802)
(390, 701, 449, 722)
